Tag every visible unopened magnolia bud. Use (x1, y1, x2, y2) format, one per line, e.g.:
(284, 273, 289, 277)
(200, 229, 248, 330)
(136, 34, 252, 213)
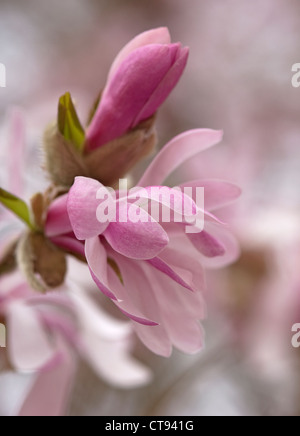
(43, 122, 88, 188)
(84, 115, 157, 186)
(17, 232, 67, 292)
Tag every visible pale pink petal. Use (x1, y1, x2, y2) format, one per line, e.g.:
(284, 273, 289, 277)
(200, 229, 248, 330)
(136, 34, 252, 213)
(180, 179, 241, 211)
(111, 252, 172, 356)
(86, 238, 158, 326)
(159, 233, 206, 294)
(45, 194, 72, 237)
(87, 44, 184, 150)
(134, 323, 172, 357)
(133, 47, 189, 125)
(18, 341, 76, 417)
(198, 223, 240, 269)
(127, 185, 198, 221)
(188, 230, 226, 258)
(75, 295, 152, 387)
(104, 203, 169, 260)
(8, 302, 56, 371)
(147, 257, 194, 292)
(8, 109, 26, 197)
(138, 129, 223, 187)
(107, 27, 171, 81)
(67, 177, 110, 240)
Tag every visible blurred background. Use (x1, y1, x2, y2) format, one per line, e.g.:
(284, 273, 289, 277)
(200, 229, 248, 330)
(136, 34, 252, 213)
(0, 0, 300, 416)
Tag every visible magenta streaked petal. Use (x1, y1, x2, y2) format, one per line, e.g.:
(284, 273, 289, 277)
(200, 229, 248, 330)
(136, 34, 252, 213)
(127, 185, 198, 221)
(109, 251, 161, 326)
(45, 194, 72, 238)
(107, 27, 171, 81)
(188, 230, 226, 258)
(180, 179, 241, 212)
(138, 129, 223, 187)
(104, 203, 169, 260)
(197, 223, 240, 269)
(18, 339, 76, 417)
(67, 177, 110, 240)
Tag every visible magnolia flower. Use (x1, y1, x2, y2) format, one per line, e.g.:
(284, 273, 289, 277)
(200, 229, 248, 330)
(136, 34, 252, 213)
(0, 259, 151, 416)
(46, 129, 240, 356)
(86, 27, 189, 151)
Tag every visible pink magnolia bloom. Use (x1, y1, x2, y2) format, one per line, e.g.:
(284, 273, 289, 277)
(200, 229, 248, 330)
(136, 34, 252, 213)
(54, 129, 241, 356)
(86, 27, 189, 151)
(0, 260, 151, 416)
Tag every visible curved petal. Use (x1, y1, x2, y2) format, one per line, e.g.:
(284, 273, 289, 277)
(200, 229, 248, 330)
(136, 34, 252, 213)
(18, 339, 76, 417)
(50, 235, 85, 257)
(180, 179, 241, 212)
(138, 129, 223, 187)
(67, 177, 111, 240)
(86, 238, 158, 326)
(147, 257, 194, 292)
(107, 27, 171, 81)
(45, 194, 72, 238)
(104, 203, 169, 260)
(85, 237, 118, 301)
(87, 44, 184, 150)
(188, 230, 226, 258)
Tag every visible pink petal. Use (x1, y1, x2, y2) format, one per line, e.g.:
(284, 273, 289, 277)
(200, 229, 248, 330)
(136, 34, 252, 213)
(107, 27, 171, 81)
(127, 185, 198, 222)
(180, 179, 241, 211)
(67, 177, 111, 240)
(188, 230, 226, 258)
(159, 234, 206, 293)
(104, 203, 169, 260)
(133, 47, 189, 125)
(198, 223, 240, 269)
(147, 257, 194, 292)
(138, 129, 223, 187)
(85, 237, 118, 301)
(86, 239, 158, 326)
(18, 340, 76, 417)
(8, 109, 26, 197)
(76, 294, 152, 387)
(134, 323, 172, 358)
(8, 302, 56, 371)
(45, 194, 72, 237)
(87, 44, 185, 150)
